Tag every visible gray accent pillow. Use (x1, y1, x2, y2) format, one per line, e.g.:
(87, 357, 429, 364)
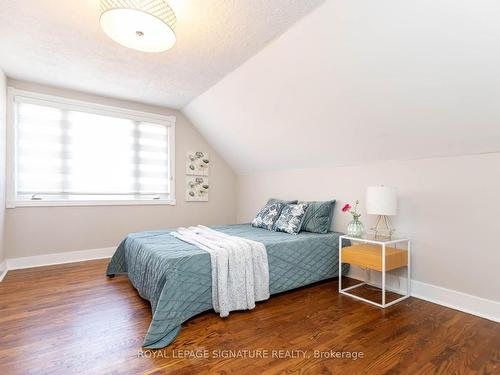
(273, 203, 309, 235)
(267, 198, 298, 205)
(252, 202, 286, 230)
(301, 200, 336, 234)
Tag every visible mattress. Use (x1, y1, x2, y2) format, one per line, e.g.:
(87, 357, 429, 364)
(106, 223, 348, 348)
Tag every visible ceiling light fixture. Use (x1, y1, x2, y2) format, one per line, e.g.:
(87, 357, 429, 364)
(99, 0, 177, 53)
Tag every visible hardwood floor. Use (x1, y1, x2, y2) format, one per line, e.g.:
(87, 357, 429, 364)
(0, 259, 498, 375)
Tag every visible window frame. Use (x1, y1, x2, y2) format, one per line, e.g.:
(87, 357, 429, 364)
(6, 87, 176, 208)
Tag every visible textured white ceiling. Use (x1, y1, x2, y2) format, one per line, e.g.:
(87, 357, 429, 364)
(0, 0, 324, 109)
(184, 0, 500, 173)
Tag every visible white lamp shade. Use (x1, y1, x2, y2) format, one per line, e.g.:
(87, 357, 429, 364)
(100, 0, 177, 53)
(366, 186, 398, 216)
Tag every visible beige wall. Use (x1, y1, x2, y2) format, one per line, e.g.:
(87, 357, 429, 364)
(0, 70, 6, 263)
(5, 80, 237, 258)
(237, 153, 500, 302)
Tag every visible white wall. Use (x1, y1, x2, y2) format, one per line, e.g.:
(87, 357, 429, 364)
(0, 69, 6, 266)
(5, 80, 237, 258)
(184, 0, 500, 174)
(237, 153, 500, 302)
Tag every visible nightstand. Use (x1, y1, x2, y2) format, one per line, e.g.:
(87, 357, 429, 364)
(339, 235, 411, 308)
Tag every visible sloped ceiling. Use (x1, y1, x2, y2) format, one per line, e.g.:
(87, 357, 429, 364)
(183, 0, 500, 174)
(0, 0, 324, 109)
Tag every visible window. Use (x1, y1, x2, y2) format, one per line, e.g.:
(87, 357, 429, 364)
(7, 89, 176, 207)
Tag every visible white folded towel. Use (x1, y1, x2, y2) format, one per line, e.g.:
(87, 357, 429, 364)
(171, 225, 269, 317)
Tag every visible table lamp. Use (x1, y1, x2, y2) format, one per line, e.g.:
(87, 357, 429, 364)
(366, 186, 398, 238)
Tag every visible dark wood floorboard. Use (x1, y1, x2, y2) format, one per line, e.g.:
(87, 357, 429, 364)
(0, 259, 498, 375)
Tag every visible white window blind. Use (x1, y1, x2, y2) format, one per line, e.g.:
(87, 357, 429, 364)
(10, 91, 175, 206)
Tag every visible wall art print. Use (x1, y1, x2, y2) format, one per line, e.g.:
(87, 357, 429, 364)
(185, 176, 209, 202)
(186, 151, 210, 176)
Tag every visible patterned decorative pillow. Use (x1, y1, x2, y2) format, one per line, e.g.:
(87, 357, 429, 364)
(301, 200, 336, 234)
(267, 198, 298, 205)
(273, 203, 309, 235)
(252, 202, 286, 230)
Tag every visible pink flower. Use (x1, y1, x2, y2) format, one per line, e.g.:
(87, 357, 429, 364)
(342, 204, 351, 212)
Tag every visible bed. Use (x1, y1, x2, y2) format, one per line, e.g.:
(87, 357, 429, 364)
(106, 223, 348, 348)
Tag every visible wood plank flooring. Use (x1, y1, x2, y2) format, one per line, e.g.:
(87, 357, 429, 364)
(0, 259, 498, 375)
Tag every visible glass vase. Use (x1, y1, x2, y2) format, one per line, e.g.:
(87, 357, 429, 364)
(347, 218, 364, 238)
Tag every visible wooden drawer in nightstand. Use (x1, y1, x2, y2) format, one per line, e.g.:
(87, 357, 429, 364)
(341, 244, 408, 272)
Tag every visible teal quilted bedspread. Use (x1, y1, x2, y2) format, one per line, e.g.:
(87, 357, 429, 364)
(106, 224, 348, 348)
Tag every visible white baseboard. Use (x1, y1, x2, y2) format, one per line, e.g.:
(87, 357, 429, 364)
(348, 268, 500, 323)
(411, 280, 500, 323)
(6, 247, 115, 271)
(0, 260, 7, 282)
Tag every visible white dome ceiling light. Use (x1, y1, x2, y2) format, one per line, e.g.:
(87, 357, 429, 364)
(99, 0, 177, 53)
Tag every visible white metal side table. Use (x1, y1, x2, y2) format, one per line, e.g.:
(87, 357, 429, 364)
(339, 235, 411, 308)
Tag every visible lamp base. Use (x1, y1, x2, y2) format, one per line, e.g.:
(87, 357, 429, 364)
(370, 215, 395, 239)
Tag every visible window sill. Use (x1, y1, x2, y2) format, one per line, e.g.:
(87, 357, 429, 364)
(7, 199, 176, 208)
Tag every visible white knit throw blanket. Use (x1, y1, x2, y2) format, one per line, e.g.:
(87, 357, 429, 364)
(171, 225, 269, 317)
